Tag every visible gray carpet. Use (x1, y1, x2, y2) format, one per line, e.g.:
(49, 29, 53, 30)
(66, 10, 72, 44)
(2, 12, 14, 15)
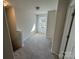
(14, 33, 59, 59)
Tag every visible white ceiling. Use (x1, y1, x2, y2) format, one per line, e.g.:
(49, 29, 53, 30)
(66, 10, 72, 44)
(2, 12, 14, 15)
(10, 0, 58, 14)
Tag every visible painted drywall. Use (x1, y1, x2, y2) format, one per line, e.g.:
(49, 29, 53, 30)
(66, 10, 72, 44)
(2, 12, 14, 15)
(51, 0, 70, 55)
(16, 31, 22, 48)
(64, 17, 75, 59)
(5, 6, 17, 51)
(59, 0, 75, 58)
(3, 8, 14, 59)
(15, 10, 36, 41)
(10, 0, 58, 41)
(5, 6, 22, 51)
(46, 10, 57, 47)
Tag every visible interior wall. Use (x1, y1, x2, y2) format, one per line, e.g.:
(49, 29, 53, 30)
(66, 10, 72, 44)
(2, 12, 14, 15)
(11, 6, 36, 41)
(5, 6, 17, 51)
(5, 6, 22, 51)
(3, 8, 14, 59)
(10, 0, 58, 41)
(51, 0, 70, 55)
(64, 17, 75, 59)
(5, 7, 16, 44)
(59, 0, 75, 58)
(46, 10, 57, 45)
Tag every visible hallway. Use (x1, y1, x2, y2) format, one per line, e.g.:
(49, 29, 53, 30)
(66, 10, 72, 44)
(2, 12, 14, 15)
(14, 33, 59, 59)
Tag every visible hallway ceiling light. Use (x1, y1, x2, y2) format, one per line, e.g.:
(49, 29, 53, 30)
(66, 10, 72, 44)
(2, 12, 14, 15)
(36, 6, 40, 10)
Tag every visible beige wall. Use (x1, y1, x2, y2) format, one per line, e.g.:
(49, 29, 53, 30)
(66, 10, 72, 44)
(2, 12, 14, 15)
(59, 0, 75, 58)
(64, 18, 75, 59)
(52, 0, 70, 55)
(3, 8, 14, 59)
(5, 6, 21, 51)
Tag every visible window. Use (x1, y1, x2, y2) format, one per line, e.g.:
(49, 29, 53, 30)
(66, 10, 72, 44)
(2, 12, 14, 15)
(36, 14, 47, 34)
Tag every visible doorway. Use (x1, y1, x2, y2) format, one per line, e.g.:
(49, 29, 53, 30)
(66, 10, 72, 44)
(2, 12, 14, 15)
(36, 14, 47, 34)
